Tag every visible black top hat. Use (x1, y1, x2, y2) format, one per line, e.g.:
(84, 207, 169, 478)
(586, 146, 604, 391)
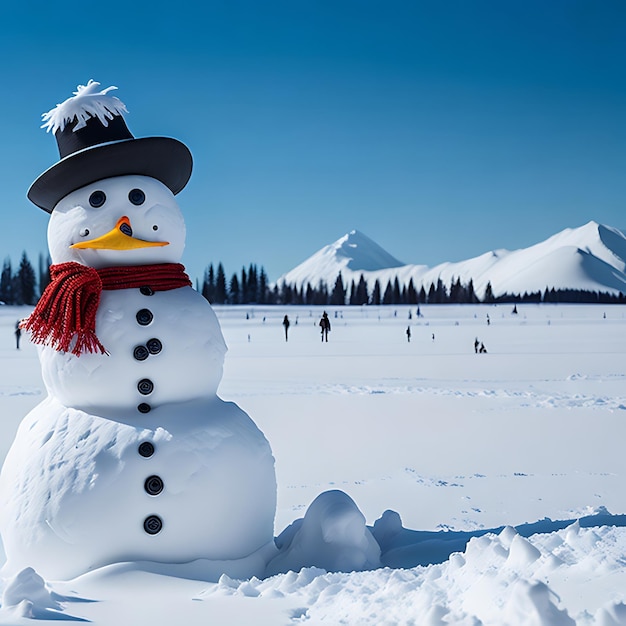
(27, 81, 193, 213)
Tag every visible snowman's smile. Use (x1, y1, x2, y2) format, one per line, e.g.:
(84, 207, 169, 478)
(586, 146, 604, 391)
(70, 216, 169, 250)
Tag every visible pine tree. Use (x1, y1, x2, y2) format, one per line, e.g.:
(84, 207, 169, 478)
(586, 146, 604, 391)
(201, 263, 215, 302)
(305, 282, 315, 305)
(355, 274, 369, 305)
(483, 281, 495, 303)
(330, 272, 346, 305)
(371, 280, 381, 305)
(214, 263, 227, 304)
(406, 278, 418, 305)
(393, 277, 402, 304)
(258, 267, 268, 304)
(294, 285, 304, 305)
(434, 278, 447, 304)
(0, 258, 12, 304)
(427, 282, 436, 303)
(247, 264, 258, 303)
(450, 277, 465, 303)
(349, 280, 357, 305)
(313, 280, 329, 305)
(543, 287, 557, 303)
(229, 273, 240, 304)
(382, 280, 394, 305)
(467, 279, 477, 304)
(15, 251, 37, 305)
(280, 282, 293, 304)
(240, 267, 248, 303)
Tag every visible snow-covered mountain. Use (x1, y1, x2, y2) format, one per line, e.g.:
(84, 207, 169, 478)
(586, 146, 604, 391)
(277, 222, 626, 298)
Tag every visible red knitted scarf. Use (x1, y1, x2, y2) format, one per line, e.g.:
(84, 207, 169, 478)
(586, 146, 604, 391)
(22, 262, 192, 356)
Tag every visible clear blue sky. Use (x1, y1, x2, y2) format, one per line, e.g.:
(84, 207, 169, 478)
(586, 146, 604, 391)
(1, 0, 625, 284)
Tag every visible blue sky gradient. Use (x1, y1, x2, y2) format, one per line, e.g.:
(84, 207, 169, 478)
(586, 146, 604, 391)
(1, 0, 625, 283)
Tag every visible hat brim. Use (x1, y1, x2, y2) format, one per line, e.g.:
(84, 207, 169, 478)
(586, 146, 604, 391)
(27, 137, 193, 213)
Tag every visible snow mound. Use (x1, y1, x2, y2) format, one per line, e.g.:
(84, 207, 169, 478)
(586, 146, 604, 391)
(203, 523, 626, 625)
(0, 567, 62, 619)
(266, 490, 381, 575)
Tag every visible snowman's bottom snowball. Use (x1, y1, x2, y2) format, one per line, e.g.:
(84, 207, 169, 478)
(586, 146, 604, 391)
(0, 395, 277, 581)
(0, 490, 381, 592)
(78, 490, 381, 581)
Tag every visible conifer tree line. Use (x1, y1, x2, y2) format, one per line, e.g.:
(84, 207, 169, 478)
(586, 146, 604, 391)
(200, 266, 625, 305)
(200, 263, 271, 304)
(3, 252, 622, 307)
(0, 253, 50, 305)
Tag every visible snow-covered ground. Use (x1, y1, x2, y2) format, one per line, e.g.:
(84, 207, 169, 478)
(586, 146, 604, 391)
(0, 302, 626, 624)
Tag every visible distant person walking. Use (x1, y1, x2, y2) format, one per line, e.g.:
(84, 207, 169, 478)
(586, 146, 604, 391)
(319, 311, 331, 342)
(474, 337, 480, 354)
(282, 315, 290, 342)
(406, 326, 411, 342)
(14, 321, 21, 350)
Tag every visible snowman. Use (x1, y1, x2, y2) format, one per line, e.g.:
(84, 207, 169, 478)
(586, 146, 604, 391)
(0, 81, 278, 581)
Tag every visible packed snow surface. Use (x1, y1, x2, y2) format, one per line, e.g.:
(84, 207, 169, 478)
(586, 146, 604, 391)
(0, 302, 625, 624)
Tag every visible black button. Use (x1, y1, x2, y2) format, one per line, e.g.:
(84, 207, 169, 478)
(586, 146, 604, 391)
(136, 309, 154, 326)
(147, 338, 162, 355)
(140, 286, 154, 296)
(138, 403, 151, 414)
(144, 475, 164, 496)
(133, 345, 149, 361)
(143, 515, 163, 534)
(137, 379, 154, 395)
(138, 442, 155, 458)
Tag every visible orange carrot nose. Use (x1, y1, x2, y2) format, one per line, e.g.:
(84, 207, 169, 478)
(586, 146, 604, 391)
(117, 216, 133, 237)
(70, 216, 169, 251)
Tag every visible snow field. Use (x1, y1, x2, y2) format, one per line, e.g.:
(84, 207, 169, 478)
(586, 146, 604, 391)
(0, 302, 625, 624)
(217, 304, 626, 533)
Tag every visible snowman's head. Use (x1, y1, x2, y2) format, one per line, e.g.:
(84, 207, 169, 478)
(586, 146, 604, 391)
(48, 175, 186, 268)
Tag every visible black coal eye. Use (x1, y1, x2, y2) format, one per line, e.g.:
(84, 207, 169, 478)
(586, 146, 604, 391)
(89, 190, 106, 208)
(129, 189, 145, 206)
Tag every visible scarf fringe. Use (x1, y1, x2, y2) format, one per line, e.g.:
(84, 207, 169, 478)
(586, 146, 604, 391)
(22, 262, 190, 356)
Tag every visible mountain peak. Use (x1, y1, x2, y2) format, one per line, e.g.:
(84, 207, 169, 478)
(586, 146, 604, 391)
(277, 230, 404, 288)
(332, 230, 404, 271)
(540, 221, 626, 268)
(277, 222, 626, 297)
